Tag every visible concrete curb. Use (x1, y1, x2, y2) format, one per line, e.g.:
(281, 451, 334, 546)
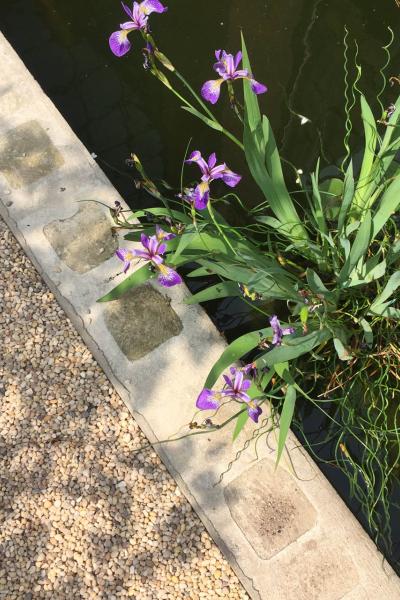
(1, 31, 399, 599)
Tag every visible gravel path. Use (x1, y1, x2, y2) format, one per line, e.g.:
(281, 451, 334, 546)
(0, 218, 248, 600)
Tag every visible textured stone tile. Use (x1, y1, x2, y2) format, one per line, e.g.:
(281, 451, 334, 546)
(0, 120, 63, 188)
(43, 201, 117, 273)
(0, 86, 24, 115)
(224, 458, 317, 559)
(104, 284, 183, 361)
(270, 538, 359, 600)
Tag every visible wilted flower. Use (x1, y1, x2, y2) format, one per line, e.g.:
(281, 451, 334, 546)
(116, 231, 181, 287)
(177, 187, 197, 207)
(142, 41, 155, 69)
(196, 366, 262, 423)
(269, 315, 294, 346)
(201, 50, 267, 105)
(109, 0, 167, 58)
(186, 150, 241, 210)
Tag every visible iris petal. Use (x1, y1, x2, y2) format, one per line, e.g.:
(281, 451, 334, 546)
(156, 225, 175, 241)
(157, 265, 182, 287)
(234, 50, 242, 69)
(221, 169, 242, 188)
(208, 164, 226, 180)
(250, 79, 268, 95)
(121, 1, 133, 18)
(130, 249, 151, 260)
(208, 152, 217, 169)
(247, 404, 262, 423)
(151, 255, 163, 266)
(120, 20, 140, 30)
(141, 0, 168, 15)
(224, 53, 235, 77)
(194, 182, 210, 210)
(223, 374, 233, 388)
(109, 31, 132, 57)
(282, 327, 295, 336)
(201, 79, 224, 104)
(270, 315, 280, 332)
(196, 389, 220, 411)
(234, 370, 244, 391)
(186, 150, 208, 175)
(213, 61, 227, 78)
(140, 233, 150, 250)
(116, 248, 129, 261)
(232, 69, 249, 79)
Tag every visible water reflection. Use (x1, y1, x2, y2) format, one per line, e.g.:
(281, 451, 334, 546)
(1, 0, 399, 210)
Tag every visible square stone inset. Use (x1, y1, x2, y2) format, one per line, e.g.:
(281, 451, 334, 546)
(104, 284, 183, 361)
(271, 538, 359, 600)
(44, 201, 118, 273)
(224, 458, 317, 559)
(0, 120, 64, 188)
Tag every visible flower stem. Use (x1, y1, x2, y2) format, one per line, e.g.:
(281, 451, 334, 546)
(207, 201, 238, 255)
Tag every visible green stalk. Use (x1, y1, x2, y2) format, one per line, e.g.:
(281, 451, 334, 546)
(207, 201, 238, 256)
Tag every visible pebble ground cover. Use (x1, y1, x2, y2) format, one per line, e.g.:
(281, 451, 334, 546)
(0, 218, 248, 600)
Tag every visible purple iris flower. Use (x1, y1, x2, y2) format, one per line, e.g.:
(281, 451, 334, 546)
(109, 0, 167, 58)
(242, 361, 258, 378)
(201, 50, 268, 105)
(269, 315, 295, 346)
(155, 224, 175, 241)
(186, 150, 241, 210)
(196, 366, 262, 423)
(116, 231, 181, 287)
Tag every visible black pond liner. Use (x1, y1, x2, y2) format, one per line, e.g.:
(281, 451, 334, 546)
(1, 0, 400, 574)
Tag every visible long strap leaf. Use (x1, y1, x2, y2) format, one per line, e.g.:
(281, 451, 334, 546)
(338, 160, 355, 234)
(185, 281, 240, 304)
(256, 329, 331, 368)
(372, 176, 400, 237)
(241, 34, 308, 245)
(276, 385, 297, 466)
(338, 211, 372, 285)
(352, 95, 378, 215)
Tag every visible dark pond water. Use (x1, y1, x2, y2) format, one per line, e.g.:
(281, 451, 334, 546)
(1, 0, 400, 572)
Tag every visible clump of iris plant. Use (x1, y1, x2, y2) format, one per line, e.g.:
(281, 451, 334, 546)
(109, 0, 167, 57)
(185, 150, 241, 210)
(116, 226, 181, 287)
(196, 366, 262, 423)
(103, 2, 400, 553)
(201, 50, 267, 104)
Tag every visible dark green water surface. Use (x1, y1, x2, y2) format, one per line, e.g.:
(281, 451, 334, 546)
(1, 0, 400, 572)
(2, 0, 400, 204)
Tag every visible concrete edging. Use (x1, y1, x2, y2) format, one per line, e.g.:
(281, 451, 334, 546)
(1, 31, 399, 600)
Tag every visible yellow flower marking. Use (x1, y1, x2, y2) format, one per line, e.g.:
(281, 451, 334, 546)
(157, 263, 169, 275)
